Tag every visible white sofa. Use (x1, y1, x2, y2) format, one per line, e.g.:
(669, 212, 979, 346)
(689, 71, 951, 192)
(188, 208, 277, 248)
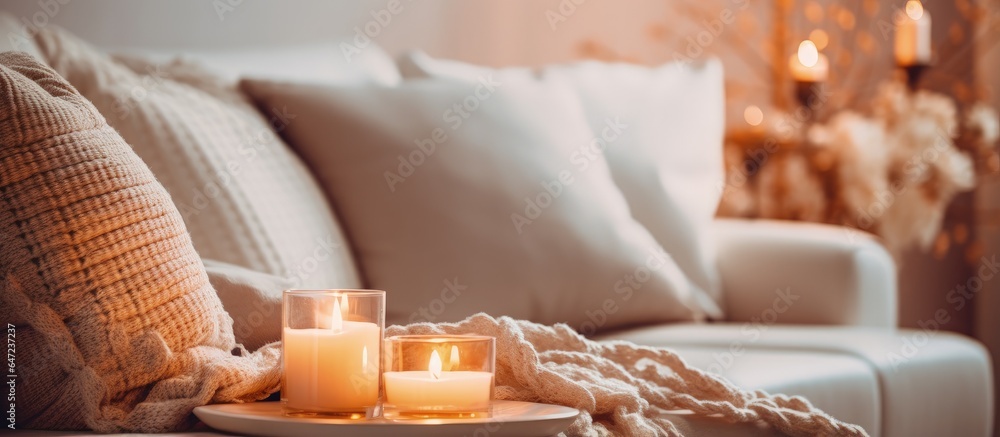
(598, 219, 993, 436)
(1, 5, 994, 437)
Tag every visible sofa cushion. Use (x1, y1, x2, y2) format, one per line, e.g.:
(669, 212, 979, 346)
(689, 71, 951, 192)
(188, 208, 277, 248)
(398, 51, 727, 318)
(665, 345, 880, 435)
(241, 76, 707, 330)
(599, 323, 994, 437)
(34, 26, 362, 290)
(204, 260, 290, 352)
(0, 51, 279, 432)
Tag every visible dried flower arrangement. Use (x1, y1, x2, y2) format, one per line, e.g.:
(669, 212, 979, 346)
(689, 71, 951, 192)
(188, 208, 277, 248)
(718, 81, 999, 256)
(572, 0, 999, 258)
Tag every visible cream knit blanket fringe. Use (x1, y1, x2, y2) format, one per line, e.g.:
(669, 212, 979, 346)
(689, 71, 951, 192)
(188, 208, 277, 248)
(387, 314, 868, 437)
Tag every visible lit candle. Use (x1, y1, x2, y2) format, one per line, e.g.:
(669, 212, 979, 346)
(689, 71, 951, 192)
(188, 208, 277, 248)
(383, 348, 494, 412)
(789, 40, 829, 83)
(895, 0, 932, 66)
(282, 295, 380, 414)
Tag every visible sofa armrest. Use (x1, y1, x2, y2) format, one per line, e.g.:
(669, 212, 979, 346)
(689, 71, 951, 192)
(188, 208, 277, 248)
(713, 218, 897, 327)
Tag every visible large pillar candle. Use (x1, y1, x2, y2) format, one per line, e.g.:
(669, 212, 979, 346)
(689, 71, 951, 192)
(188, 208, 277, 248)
(282, 290, 384, 416)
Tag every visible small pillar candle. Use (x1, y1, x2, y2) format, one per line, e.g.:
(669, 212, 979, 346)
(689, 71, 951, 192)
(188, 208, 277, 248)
(895, 0, 932, 66)
(383, 335, 495, 419)
(281, 290, 384, 417)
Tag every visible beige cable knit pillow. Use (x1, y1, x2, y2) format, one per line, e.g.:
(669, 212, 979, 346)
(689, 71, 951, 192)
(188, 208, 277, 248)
(33, 26, 361, 290)
(0, 52, 279, 432)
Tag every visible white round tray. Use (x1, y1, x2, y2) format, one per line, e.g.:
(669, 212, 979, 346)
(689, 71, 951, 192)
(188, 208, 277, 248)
(194, 400, 579, 437)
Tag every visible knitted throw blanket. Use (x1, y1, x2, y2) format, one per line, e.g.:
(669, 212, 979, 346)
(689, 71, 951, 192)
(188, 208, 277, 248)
(388, 314, 868, 437)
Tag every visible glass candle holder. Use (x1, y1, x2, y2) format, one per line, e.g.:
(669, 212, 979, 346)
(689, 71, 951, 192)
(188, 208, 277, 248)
(383, 335, 495, 419)
(281, 289, 385, 418)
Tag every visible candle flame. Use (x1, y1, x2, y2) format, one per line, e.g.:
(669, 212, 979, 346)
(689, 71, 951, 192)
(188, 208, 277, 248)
(797, 40, 819, 68)
(429, 350, 442, 380)
(362, 345, 368, 369)
(905, 0, 924, 20)
(331, 295, 344, 331)
(449, 345, 460, 370)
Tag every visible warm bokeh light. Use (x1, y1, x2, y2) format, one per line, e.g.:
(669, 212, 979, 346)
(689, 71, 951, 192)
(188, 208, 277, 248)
(804, 1, 824, 23)
(798, 40, 820, 67)
(809, 29, 829, 50)
(836, 9, 857, 30)
(743, 105, 764, 126)
(905, 0, 924, 20)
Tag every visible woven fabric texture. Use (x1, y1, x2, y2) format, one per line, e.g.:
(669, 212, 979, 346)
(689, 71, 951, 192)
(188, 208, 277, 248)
(388, 314, 869, 437)
(0, 51, 280, 432)
(32, 26, 361, 290)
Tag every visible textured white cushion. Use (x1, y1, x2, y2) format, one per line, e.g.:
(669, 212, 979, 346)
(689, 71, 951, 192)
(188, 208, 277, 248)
(115, 42, 401, 86)
(399, 52, 726, 317)
(35, 26, 362, 290)
(241, 76, 707, 330)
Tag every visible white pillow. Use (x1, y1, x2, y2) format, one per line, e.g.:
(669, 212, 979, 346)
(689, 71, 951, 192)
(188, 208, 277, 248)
(240, 76, 708, 331)
(399, 52, 726, 317)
